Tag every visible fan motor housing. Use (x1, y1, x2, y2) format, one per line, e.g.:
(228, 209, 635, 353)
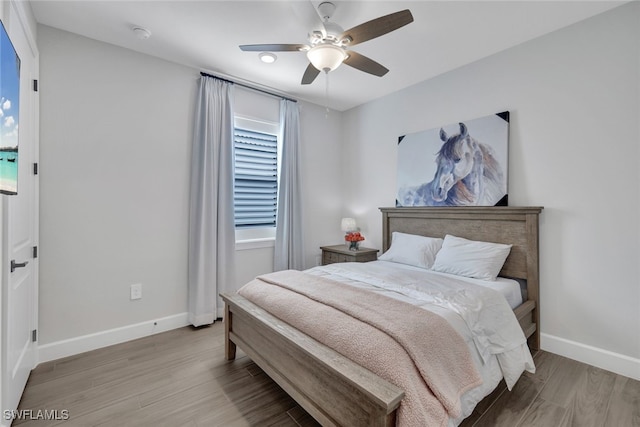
(317, 2, 336, 20)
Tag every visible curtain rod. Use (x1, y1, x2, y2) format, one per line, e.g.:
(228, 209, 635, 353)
(200, 72, 297, 104)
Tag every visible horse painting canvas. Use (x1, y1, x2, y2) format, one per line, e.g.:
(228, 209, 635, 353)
(397, 112, 508, 207)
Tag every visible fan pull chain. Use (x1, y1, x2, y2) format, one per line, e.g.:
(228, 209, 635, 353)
(325, 71, 330, 118)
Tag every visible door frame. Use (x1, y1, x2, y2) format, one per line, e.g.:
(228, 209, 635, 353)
(0, 1, 39, 424)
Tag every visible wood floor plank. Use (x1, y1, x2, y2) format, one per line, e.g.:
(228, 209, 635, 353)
(536, 355, 589, 408)
(16, 323, 639, 427)
(472, 374, 542, 427)
(107, 377, 231, 426)
(38, 334, 156, 381)
(460, 378, 507, 426)
(603, 375, 640, 426)
(136, 360, 251, 408)
(41, 367, 175, 421)
(517, 396, 567, 427)
(286, 405, 321, 427)
(193, 380, 295, 427)
(260, 411, 301, 427)
(15, 396, 140, 427)
(561, 365, 617, 427)
(17, 359, 126, 410)
(524, 350, 559, 384)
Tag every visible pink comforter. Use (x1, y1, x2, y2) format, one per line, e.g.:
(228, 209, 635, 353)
(238, 269, 483, 427)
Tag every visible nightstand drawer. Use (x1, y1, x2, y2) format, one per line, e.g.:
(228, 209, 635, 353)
(322, 251, 350, 265)
(320, 245, 379, 266)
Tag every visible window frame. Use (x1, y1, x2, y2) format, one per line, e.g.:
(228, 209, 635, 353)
(233, 116, 280, 247)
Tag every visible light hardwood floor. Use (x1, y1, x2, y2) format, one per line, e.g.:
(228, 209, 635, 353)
(15, 323, 639, 426)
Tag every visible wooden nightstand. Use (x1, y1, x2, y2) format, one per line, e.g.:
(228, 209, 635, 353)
(320, 245, 379, 265)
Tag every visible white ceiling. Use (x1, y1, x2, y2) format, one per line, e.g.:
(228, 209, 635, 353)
(30, 1, 625, 111)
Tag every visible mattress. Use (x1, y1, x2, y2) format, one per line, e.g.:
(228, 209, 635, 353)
(380, 261, 523, 309)
(307, 260, 523, 308)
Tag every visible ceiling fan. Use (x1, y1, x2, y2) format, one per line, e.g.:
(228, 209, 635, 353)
(239, 2, 414, 85)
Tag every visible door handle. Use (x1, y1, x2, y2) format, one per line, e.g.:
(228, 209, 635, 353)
(10, 260, 28, 273)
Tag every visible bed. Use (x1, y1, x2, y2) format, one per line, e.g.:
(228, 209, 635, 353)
(221, 206, 542, 427)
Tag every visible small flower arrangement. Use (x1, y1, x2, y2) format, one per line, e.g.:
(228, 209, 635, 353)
(345, 231, 364, 251)
(345, 231, 365, 242)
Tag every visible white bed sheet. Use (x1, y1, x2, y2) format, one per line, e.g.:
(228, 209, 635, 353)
(305, 260, 534, 426)
(379, 261, 524, 309)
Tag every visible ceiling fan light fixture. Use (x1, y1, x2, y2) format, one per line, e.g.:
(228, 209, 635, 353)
(307, 44, 346, 73)
(259, 52, 277, 64)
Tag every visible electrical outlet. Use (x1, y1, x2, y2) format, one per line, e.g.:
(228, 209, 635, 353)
(130, 283, 142, 300)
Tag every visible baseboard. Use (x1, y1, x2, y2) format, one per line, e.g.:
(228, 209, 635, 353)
(37, 312, 190, 364)
(541, 333, 640, 381)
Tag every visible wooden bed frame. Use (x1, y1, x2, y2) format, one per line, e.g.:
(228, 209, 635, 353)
(221, 206, 542, 427)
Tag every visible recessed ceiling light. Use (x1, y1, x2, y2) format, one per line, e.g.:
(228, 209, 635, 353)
(133, 27, 151, 40)
(259, 52, 277, 64)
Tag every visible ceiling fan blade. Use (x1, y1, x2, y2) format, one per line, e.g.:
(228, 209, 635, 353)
(343, 51, 389, 77)
(341, 9, 414, 47)
(301, 63, 321, 85)
(239, 44, 307, 52)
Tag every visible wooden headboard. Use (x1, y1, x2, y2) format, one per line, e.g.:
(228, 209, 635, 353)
(379, 206, 543, 349)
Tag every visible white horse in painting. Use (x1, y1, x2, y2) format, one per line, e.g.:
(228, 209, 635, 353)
(398, 123, 505, 206)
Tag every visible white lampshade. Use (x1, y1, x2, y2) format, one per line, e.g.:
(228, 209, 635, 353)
(307, 44, 346, 73)
(341, 218, 357, 232)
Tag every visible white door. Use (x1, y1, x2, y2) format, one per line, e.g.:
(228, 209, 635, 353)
(1, 2, 39, 423)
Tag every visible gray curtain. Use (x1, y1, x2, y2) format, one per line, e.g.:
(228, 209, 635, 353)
(274, 100, 304, 271)
(188, 76, 236, 326)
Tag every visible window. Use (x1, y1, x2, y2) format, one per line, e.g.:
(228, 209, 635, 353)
(233, 121, 279, 232)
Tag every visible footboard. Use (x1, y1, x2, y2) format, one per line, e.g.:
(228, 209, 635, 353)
(221, 293, 404, 427)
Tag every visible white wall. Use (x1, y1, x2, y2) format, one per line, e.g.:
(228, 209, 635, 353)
(341, 2, 640, 378)
(299, 102, 345, 266)
(37, 25, 344, 358)
(38, 25, 195, 347)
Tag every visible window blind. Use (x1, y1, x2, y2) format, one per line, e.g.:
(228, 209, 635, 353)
(234, 128, 278, 229)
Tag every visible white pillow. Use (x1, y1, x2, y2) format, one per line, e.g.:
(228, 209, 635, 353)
(378, 232, 443, 269)
(431, 234, 512, 281)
